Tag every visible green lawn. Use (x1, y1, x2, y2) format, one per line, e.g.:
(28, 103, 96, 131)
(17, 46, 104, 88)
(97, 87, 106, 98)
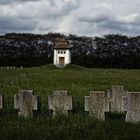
(0, 64, 140, 140)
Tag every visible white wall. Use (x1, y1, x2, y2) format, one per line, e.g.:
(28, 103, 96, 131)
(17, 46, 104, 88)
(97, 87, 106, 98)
(53, 49, 71, 66)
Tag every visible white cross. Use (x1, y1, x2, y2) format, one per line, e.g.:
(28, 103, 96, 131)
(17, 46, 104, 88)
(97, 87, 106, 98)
(14, 90, 38, 118)
(48, 90, 73, 116)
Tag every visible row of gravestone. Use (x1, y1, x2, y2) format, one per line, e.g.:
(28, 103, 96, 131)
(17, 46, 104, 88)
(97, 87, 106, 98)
(0, 86, 140, 123)
(0, 66, 23, 69)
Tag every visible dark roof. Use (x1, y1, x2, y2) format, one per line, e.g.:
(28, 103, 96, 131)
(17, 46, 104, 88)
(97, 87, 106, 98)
(53, 38, 69, 49)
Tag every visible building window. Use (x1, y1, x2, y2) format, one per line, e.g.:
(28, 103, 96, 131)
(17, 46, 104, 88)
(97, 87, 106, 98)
(58, 50, 66, 54)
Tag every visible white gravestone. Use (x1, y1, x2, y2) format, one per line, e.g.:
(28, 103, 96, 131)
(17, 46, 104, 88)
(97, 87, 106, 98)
(85, 91, 109, 120)
(107, 86, 127, 113)
(14, 90, 38, 118)
(124, 92, 140, 123)
(48, 90, 73, 116)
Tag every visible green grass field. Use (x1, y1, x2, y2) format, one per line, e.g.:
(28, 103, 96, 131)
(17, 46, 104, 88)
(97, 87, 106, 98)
(0, 64, 140, 140)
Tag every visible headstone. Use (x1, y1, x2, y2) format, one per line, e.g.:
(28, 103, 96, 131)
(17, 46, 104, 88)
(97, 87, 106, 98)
(125, 92, 140, 123)
(107, 86, 127, 112)
(0, 95, 4, 109)
(85, 91, 109, 120)
(122, 95, 129, 112)
(14, 90, 38, 118)
(48, 90, 73, 116)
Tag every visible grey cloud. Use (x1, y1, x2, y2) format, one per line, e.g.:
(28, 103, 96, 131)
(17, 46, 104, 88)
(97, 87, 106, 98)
(38, 26, 52, 31)
(0, 0, 140, 36)
(48, 0, 80, 18)
(48, 0, 56, 6)
(79, 14, 109, 23)
(77, 10, 140, 35)
(0, 16, 37, 34)
(0, 0, 39, 5)
(99, 21, 140, 34)
(48, 0, 80, 7)
(36, 0, 80, 23)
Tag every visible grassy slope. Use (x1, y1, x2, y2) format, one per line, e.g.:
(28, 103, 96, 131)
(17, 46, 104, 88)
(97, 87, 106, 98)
(0, 65, 140, 140)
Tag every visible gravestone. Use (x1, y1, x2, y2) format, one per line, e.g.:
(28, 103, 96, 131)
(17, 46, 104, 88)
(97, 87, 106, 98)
(48, 90, 73, 116)
(122, 95, 129, 112)
(85, 91, 109, 120)
(107, 86, 127, 113)
(125, 92, 140, 123)
(0, 95, 4, 109)
(14, 90, 38, 118)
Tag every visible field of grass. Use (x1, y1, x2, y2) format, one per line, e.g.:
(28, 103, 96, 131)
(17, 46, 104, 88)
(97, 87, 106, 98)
(0, 64, 140, 140)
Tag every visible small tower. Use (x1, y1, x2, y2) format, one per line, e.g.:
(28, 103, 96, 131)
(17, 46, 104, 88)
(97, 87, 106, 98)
(53, 38, 71, 67)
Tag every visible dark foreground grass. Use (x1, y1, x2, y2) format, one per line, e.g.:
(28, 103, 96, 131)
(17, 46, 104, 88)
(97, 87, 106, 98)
(0, 64, 140, 140)
(0, 114, 140, 140)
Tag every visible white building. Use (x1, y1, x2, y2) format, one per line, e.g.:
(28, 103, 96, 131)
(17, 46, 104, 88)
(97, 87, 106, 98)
(53, 38, 71, 67)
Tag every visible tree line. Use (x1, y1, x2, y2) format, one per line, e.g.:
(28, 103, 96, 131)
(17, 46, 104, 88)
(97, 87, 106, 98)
(0, 33, 140, 68)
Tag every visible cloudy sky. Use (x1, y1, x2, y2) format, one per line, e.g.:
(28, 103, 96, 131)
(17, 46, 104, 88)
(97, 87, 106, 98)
(0, 0, 140, 36)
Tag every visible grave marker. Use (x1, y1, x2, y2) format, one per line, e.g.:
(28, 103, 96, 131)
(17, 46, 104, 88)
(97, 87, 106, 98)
(85, 91, 109, 120)
(48, 90, 73, 116)
(107, 86, 127, 112)
(122, 95, 129, 112)
(14, 90, 38, 118)
(0, 95, 4, 109)
(125, 92, 140, 123)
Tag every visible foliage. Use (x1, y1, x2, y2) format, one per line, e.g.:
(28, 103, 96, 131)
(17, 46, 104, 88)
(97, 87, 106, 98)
(0, 33, 140, 68)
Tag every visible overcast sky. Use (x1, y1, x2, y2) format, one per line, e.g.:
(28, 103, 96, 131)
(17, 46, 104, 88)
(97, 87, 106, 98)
(0, 0, 140, 36)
